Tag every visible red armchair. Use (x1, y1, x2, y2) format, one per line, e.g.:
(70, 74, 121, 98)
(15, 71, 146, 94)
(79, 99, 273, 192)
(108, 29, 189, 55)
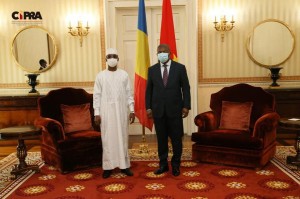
(35, 87, 102, 173)
(191, 84, 280, 169)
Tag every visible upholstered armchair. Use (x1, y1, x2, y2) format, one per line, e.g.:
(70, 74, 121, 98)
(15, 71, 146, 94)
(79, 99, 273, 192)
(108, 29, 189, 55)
(35, 87, 102, 173)
(191, 83, 280, 169)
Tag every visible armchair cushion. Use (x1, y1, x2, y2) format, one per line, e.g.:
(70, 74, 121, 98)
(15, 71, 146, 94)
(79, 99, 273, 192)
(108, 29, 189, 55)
(192, 130, 263, 150)
(219, 101, 253, 131)
(58, 130, 101, 151)
(61, 103, 93, 134)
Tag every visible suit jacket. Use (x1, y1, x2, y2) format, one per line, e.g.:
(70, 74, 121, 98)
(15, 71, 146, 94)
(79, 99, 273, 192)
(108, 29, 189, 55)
(146, 61, 191, 118)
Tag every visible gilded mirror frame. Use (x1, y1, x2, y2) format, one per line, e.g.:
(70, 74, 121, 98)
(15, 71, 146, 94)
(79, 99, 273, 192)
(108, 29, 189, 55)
(246, 19, 295, 68)
(11, 25, 58, 73)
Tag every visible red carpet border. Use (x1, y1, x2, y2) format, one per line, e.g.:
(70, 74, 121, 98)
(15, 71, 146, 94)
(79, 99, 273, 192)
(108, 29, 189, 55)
(0, 147, 299, 199)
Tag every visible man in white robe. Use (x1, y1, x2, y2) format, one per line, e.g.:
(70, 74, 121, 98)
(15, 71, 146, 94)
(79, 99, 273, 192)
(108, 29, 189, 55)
(93, 48, 135, 179)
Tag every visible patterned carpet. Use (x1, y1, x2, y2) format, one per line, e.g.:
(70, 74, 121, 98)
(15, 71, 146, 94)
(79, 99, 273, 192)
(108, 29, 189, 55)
(129, 142, 192, 161)
(0, 146, 299, 199)
(0, 151, 44, 198)
(270, 146, 300, 184)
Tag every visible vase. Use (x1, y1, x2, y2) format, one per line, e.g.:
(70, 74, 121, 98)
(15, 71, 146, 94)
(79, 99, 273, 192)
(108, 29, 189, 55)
(25, 74, 39, 94)
(269, 67, 282, 87)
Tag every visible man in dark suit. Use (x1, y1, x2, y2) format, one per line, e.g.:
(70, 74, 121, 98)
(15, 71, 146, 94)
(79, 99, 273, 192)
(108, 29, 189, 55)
(145, 44, 191, 176)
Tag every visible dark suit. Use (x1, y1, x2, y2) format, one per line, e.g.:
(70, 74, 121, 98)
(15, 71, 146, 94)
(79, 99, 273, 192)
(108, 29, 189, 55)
(146, 60, 191, 168)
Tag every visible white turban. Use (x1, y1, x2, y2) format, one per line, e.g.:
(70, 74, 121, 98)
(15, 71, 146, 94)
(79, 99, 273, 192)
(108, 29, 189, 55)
(106, 48, 118, 55)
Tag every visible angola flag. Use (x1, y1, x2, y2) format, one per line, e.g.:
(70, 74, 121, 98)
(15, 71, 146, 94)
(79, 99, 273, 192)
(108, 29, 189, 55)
(160, 0, 178, 61)
(134, 0, 153, 131)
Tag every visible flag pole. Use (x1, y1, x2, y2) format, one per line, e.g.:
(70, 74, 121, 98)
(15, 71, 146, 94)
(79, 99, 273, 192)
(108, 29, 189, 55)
(142, 125, 146, 142)
(139, 125, 149, 155)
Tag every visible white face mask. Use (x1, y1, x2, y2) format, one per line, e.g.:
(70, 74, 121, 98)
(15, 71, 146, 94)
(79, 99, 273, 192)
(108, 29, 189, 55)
(157, 52, 169, 63)
(107, 58, 118, 67)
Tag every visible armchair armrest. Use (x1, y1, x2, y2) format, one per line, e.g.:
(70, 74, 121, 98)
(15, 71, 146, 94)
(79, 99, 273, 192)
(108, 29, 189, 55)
(252, 112, 280, 147)
(194, 111, 218, 132)
(34, 117, 65, 149)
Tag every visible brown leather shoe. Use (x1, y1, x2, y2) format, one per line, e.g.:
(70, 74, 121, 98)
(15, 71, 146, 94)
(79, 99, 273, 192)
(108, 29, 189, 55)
(154, 166, 169, 175)
(121, 168, 133, 176)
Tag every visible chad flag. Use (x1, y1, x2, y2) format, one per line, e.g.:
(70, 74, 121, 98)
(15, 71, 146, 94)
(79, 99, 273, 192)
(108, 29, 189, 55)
(160, 0, 178, 61)
(134, 0, 153, 131)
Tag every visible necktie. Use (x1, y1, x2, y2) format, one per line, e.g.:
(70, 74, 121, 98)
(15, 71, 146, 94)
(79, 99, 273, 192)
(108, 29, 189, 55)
(163, 64, 168, 87)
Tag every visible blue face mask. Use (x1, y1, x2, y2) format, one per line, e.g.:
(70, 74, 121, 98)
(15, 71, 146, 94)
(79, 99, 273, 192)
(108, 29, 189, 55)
(157, 53, 169, 63)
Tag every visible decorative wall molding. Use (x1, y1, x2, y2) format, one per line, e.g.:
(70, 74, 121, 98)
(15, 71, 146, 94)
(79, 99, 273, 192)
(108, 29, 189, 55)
(99, 0, 106, 71)
(0, 82, 94, 88)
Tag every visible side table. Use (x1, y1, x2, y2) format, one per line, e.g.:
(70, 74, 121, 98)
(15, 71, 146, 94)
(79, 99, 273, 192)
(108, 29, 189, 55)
(278, 118, 300, 168)
(0, 125, 42, 179)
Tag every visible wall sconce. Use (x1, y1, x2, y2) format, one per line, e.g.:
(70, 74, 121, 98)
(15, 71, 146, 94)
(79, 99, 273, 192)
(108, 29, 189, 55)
(213, 16, 235, 42)
(68, 21, 90, 47)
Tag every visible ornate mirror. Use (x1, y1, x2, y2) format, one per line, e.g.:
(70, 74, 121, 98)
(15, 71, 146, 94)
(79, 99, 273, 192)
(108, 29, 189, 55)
(11, 26, 58, 73)
(246, 19, 295, 68)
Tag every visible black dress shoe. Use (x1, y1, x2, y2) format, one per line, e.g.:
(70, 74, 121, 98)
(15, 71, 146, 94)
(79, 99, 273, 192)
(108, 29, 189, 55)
(121, 168, 133, 176)
(154, 166, 169, 175)
(102, 170, 112, 179)
(172, 167, 180, 176)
